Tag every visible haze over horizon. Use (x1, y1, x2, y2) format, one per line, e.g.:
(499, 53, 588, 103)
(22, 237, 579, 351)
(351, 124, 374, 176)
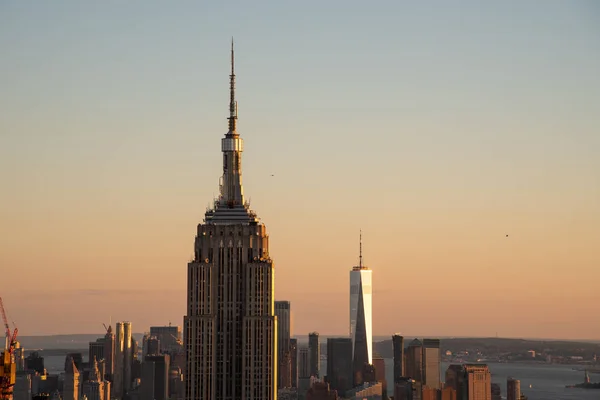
(1, 1, 599, 339)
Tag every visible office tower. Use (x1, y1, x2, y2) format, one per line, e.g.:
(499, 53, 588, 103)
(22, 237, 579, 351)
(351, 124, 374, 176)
(306, 381, 339, 400)
(349, 231, 372, 379)
(463, 364, 491, 400)
(150, 326, 182, 354)
(184, 41, 277, 400)
(82, 357, 109, 400)
(507, 377, 521, 400)
(25, 352, 44, 374)
(445, 364, 491, 400)
(299, 347, 310, 378)
(103, 325, 115, 379)
(63, 356, 80, 400)
(123, 322, 133, 392)
(392, 334, 404, 383)
(309, 332, 320, 378)
(114, 322, 125, 397)
(422, 339, 441, 390)
(65, 353, 83, 372)
(491, 383, 501, 400)
(298, 346, 311, 395)
(14, 373, 32, 400)
(13, 341, 25, 372)
(276, 300, 292, 388)
(89, 339, 105, 367)
(144, 335, 160, 356)
(373, 356, 387, 399)
(290, 338, 298, 388)
(441, 387, 457, 400)
(142, 354, 170, 400)
(326, 338, 353, 396)
(405, 339, 423, 382)
(394, 377, 419, 400)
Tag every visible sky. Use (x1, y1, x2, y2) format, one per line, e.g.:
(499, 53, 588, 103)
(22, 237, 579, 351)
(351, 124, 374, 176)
(1, 1, 599, 339)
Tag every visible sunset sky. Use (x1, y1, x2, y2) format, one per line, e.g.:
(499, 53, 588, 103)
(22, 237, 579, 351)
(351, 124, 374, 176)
(1, 1, 599, 339)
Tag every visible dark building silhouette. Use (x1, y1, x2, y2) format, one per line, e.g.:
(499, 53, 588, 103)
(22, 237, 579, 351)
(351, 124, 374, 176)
(326, 338, 353, 396)
(142, 354, 170, 400)
(392, 334, 404, 383)
(290, 338, 298, 388)
(275, 301, 292, 388)
(88, 339, 105, 368)
(491, 383, 502, 400)
(306, 381, 338, 400)
(64, 353, 83, 372)
(309, 332, 320, 378)
(394, 377, 419, 400)
(103, 325, 115, 379)
(25, 352, 45, 375)
(405, 339, 423, 382)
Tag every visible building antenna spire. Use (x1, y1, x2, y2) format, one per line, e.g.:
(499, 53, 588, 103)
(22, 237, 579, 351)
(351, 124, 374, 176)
(359, 229, 363, 268)
(228, 37, 237, 133)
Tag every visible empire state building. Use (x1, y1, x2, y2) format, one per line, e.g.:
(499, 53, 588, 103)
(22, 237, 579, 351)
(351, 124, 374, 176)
(184, 42, 277, 400)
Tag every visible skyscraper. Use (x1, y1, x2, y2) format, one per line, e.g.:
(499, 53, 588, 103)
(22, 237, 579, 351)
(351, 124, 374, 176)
(123, 322, 133, 392)
(445, 364, 491, 400)
(103, 326, 115, 379)
(326, 338, 353, 396)
(82, 357, 110, 400)
(63, 356, 80, 400)
(422, 339, 441, 390)
(184, 41, 277, 400)
(507, 377, 521, 400)
(392, 334, 404, 383)
(308, 332, 320, 378)
(150, 325, 182, 354)
(290, 338, 298, 389)
(142, 354, 170, 400)
(275, 300, 292, 388)
(349, 231, 372, 379)
(405, 339, 423, 382)
(114, 322, 125, 397)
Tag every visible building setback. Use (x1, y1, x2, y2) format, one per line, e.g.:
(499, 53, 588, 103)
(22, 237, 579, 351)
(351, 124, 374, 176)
(184, 41, 277, 400)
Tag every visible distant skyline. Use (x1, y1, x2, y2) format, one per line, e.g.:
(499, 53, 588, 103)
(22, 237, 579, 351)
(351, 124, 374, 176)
(1, 1, 599, 338)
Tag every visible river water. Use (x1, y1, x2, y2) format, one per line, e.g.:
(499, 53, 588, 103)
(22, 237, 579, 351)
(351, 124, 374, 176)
(320, 359, 597, 400)
(44, 355, 596, 399)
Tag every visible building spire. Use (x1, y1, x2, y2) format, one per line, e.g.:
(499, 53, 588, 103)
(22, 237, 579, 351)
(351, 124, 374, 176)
(359, 229, 363, 268)
(228, 37, 237, 133)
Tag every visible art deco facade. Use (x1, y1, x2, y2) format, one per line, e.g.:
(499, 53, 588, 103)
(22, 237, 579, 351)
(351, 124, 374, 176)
(184, 42, 277, 400)
(349, 232, 372, 378)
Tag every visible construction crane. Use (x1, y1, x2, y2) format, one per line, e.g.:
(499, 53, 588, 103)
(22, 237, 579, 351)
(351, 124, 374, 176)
(0, 297, 17, 400)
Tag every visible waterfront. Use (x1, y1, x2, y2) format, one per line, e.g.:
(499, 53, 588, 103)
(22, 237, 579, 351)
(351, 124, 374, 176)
(41, 354, 598, 399)
(321, 359, 599, 400)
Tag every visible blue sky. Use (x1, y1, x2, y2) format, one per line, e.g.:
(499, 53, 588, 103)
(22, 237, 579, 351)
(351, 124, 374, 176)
(1, 1, 599, 337)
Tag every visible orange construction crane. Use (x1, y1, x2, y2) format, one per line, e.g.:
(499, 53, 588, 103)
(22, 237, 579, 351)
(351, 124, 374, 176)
(0, 297, 16, 400)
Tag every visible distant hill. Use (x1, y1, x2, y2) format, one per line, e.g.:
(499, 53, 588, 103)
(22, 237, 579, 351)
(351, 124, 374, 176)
(373, 337, 600, 359)
(18, 334, 145, 350)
